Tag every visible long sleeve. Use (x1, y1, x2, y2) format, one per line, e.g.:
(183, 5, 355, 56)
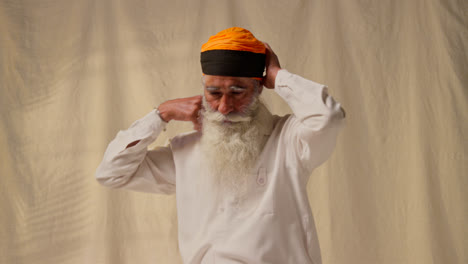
(274, 69, 346, 173)
(95, 109, 176, 194)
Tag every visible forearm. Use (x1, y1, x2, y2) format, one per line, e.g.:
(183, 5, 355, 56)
(274, 69, 346, 172)
(95, 109, 169, 189)
(274, 69, 345, 130)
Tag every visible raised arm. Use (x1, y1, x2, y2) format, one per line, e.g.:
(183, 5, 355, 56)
(262, 42, 346, 173)
(95, 109, 176, 194)
(95, 95, 204, 194)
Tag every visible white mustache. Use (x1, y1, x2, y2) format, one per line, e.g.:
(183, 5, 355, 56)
(201, 94, 259, 124)
(203, 111, 252, 123)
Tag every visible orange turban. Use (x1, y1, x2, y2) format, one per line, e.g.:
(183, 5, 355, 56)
(200, 27, 266, 79)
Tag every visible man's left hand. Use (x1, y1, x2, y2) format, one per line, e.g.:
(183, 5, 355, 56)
(262, 42, 281, 89)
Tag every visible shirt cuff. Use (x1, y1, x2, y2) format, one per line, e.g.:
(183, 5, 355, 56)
(107, 109, 168, 157)
(274, 69, 326, 99)
(126, 109, 167, 139)
(274, 69, 329, 119)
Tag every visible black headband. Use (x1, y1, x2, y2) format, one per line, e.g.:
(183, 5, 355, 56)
(200, 50, 265, 78)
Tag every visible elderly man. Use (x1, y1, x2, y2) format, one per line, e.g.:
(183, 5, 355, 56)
(96, 27, 345, 264)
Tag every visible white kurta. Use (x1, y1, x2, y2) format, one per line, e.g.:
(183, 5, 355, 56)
(96, 69, 346, 264)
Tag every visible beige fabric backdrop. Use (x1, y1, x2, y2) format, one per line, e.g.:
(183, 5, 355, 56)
(1, 0, 467, 263)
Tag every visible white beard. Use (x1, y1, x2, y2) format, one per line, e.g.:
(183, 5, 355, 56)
(200, 95, 273, 198)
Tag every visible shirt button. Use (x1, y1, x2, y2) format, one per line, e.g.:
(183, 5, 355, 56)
(257, 168, 267, 186)
(257, 175, 266, 185)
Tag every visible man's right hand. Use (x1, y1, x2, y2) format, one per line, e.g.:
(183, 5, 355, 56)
(158, 95, 203, 131)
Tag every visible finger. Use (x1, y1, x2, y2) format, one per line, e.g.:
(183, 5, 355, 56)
(194, 95, 203, 102)
(184, 96, 202, 122)
(263, 42, 271, 59)
(193, 95, 203, 109)
(189, 102, 202, 123)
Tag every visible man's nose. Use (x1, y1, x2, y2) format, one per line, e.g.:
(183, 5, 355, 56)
(218, 95, 234, 115)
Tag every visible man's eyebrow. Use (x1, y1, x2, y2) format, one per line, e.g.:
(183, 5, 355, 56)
(229, 86, 247, 91)
(206, 87, 220, 91)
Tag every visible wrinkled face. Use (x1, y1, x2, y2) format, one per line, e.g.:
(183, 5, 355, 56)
(203, 75, 263, 115)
